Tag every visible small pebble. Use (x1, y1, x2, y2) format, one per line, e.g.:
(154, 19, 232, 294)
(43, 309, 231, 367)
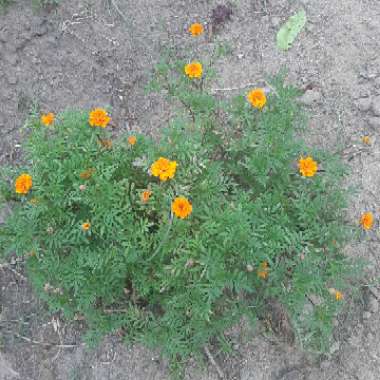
(356, 97, 372, 112)
(371, 95, 380, 116)
(363, 311, 371, 319)
(300, 89, 321, 105)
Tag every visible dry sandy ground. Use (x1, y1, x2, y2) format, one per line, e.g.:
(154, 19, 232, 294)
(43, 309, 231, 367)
(1, 0, 380, 379)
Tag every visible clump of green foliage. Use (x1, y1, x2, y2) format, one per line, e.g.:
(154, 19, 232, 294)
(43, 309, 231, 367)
(0, 54, 355, 374)
(0, 0, 12, 10)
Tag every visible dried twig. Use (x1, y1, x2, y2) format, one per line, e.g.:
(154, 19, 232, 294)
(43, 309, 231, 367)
(210, 83, 260, 93)
(109, 0, 128, 23)
(15, 333, 80, 348)
(204, 345, 225, 380)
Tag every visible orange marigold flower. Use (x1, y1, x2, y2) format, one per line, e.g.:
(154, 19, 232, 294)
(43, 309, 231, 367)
(128, 135, 137, 146)
(298, 156, 318, 177)
(257, 261, 269, 279)
(40, 112, 55, 126)
(89, 108, 111, 128)
(79, 168, 96, 180)
(150, 157, 177, 181)
(141, 190, 152, 203)
(184, 61, 203, 79)
(82, 222, 91, 231)
(15, 173, 32, 195)
(362, 135, 371, 145)
(360, 212, 374, 230)
(335, 290, 343, 301)
(99, 139, 113, 149)
(172, 196, 192, 219)
(189, 23, 204, 36)
(247, 88, 267, 109)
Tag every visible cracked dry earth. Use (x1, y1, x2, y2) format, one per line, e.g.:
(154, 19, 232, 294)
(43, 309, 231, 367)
(1, 0, 380, 379)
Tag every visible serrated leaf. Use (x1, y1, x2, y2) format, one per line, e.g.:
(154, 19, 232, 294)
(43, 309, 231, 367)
(276, 10, 306, 51)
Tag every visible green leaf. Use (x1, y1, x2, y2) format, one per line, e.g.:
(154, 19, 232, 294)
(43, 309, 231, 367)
(276, 10, 307, 51)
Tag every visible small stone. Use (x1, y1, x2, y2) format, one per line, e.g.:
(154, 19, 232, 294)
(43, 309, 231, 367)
(329, 341, 340, 354)
(271, 16, 281, 28)
(356, 97, 372, 112)
(368, 297, 379, 313)
(308, 294, 323, 306)
(368, 117, 380, 128)
(300, 89, 321, 105)
(363, 311, 371, 319)
(320, 360, 330, 370)
(7, 75, 18, 85)
(371, 96, 380, 116)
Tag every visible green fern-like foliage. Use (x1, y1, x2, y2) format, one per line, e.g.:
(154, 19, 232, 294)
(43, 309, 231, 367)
(0, 61, 355, 373)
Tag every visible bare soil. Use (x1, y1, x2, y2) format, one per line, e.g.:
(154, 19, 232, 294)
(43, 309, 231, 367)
(1, 0, 380, 379)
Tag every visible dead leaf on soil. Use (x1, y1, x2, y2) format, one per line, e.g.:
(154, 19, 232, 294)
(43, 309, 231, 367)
(276, 9, 307, 51)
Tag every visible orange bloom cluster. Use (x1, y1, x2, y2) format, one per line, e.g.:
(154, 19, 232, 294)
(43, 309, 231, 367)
(89, 108, 111, 128)
(360, 212, 374, 230)
(151, 157, 177, 181)
(257, 261, 269, 279)
(335, 290, 343, 301)
(298, 156, 318, 177)
(15, 173, 33, 195)
(189, 23, 204, 36)
(128, 135, 137, 146)
(82, 222, 91, 231)
(41, 113, 55, 126)
(247, 88, 267, 109)
(141, 190, 152, 203)
(184, 62, 203, 79)
(172, 197, 192, 219)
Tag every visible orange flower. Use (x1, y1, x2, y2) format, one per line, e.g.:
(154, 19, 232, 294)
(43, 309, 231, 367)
(128, 135, 137, 146)
(298, 156, 318, 177)
(335, 290, 343, 301)
(41, 112, 55, 126)
(150, 157, 177, 181)
(360, 212, 374, 230)
(89, 108, 111, 128)
(79, 168, 96, 180)
(141, 190, 152, 203)
(257, 261, 269, 279)
(99, 139, 113, 149)
(82, 222, 91, 231)
(247, 88, 267, 109)
(184, 62, 203, 79)
(189, 23, 204, 36)
(362, 135, 371, 145)
(15, 173, 32, 194)
(172, 197, 192, 219)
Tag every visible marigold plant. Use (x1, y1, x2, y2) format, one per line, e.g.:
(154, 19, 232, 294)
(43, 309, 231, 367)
(150, 157, 177, 181)
(247, 88, 267, 109)
(189, 23, 204, 36)
(88, 108, 111, 128)
(128, 135, 137, 146)
(360, 212, 374, 230)
(171, 196, 192, 219)
(184, 61, 203, 79)
(298, 156, 318, 177)
(40, 112, 55, 126)
(14, 173, 32, 194)
(1, 52, 358, 376)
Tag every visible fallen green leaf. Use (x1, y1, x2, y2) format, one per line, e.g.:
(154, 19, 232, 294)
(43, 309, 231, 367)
(276, 9, 307, 51)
